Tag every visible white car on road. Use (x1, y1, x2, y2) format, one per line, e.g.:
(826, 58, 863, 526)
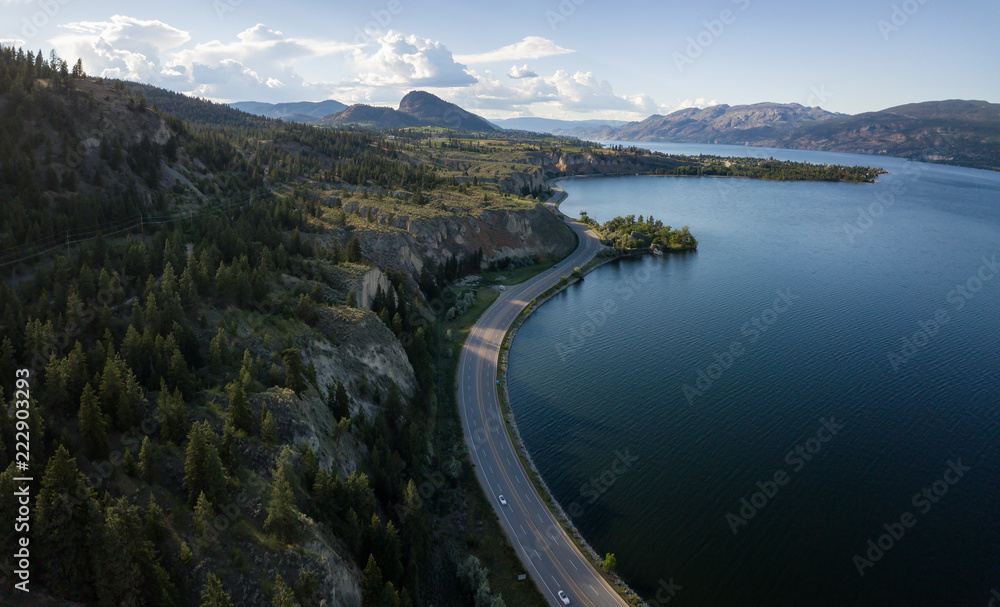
(558, 590, 571, 605)
(498, 494, 507, 506)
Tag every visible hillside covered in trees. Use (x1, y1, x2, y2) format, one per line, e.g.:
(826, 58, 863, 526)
(0, 45, 560, 607)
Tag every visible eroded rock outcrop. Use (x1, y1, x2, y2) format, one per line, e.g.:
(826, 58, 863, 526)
(345, 203, 576, 275)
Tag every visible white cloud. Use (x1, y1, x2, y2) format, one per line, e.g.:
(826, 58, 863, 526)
(436, 69, 662, 120)
(507, 64, 538, 79)
(455, 36, 574, 64)
(51, 15, 190, 83)
(45, 17, 664, 118)
(675, 97, 719, 111)
(350, 30, 475, 88)
(52, 19, 359, 101)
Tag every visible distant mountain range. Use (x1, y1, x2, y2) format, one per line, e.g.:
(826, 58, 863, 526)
(229, 99, 348, 123)
(229, 94, 1000, 171)
(231, 91, 497, 131)
(582, 100, 999, 171)
(595, 102, 844, 143)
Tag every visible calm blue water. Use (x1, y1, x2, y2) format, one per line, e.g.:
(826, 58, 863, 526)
(508, 144, 1000, 606)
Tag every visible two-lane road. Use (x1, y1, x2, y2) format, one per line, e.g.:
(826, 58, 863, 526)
(457, 199, 629, 607)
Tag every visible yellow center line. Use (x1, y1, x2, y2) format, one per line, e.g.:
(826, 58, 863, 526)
(462, 220, 622, 606)
(471, 317, 601, 607)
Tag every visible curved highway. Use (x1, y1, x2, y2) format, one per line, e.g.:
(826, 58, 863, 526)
(457, 190, 628, 607)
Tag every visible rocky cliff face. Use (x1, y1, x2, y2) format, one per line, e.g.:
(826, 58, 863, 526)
(499, 150, 688, 197)
(343, 201, 576, 274)
(358, 267, 394, 310)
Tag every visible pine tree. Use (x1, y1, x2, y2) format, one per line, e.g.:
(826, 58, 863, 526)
(144, 494, 166, 544)
(327, 380, 350, 420)
(294, 567, 318, 605)
(79, 383, 108, 459)
(272, 573, 298, 607)
(158, 380, 189, 444)
(93, 498, 145, 605)
(346, 237, 361, 263)
(220, 422, 239, 473)
(264, 448, 300, 543)
(283, 347, 305, 393)
(139, 435, 155, 482)
(227, 379, 252, 433)
(36, 446, 100, 600)
(194, 491, 215, 539)
(302, 444, 318, 491)
(201, 574, 236, 607)
(361, 555, 384, 607)
(98, 356, 125, 420)
(123, 448, 136, 476)
(209, 329, 228, 374)
(184, 421, 226, 507)
(261, 405, 278, 444)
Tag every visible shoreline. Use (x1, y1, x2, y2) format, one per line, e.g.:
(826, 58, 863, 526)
(494, 180, 649, 606)
(550, 171, 881, 186)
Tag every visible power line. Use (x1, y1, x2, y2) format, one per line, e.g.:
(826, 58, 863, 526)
(0, 194, 254, 269)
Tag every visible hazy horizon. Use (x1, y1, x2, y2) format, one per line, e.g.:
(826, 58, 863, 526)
(2, 0, 997, 121)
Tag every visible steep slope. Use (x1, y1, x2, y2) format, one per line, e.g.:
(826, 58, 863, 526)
(772, 99, 1000, 170)
(121, 81, 276, 128)
(396, 90, 497, 132)
(0, 53, 424, 605)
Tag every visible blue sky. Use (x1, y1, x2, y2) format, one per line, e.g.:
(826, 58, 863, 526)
(2, 0, 997, 119)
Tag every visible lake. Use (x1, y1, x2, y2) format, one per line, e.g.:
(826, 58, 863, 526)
(506, 143, 1000, 606)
